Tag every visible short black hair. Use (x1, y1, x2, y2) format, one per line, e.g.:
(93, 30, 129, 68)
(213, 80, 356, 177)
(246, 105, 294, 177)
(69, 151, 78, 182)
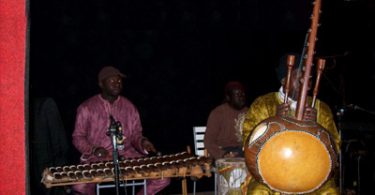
(224, 81, 245, 95)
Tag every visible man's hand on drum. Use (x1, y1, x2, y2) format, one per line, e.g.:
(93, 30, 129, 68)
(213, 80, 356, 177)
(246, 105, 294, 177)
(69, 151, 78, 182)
(223, 151, 239, 158)
(276, 103, 290, 117)
(303, 107, 317, 121)
(93, 147, 109, 159)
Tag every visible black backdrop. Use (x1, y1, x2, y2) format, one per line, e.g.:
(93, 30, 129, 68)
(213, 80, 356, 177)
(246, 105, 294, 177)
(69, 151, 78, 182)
(29, 0, 375, 193)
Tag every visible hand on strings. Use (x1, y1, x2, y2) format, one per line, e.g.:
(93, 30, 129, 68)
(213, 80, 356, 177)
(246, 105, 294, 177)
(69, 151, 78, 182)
(142, 138, 157, 154)
(276, 103, 290, 117)
(303, 107, 317, 122)
(93, 147, 109, 159)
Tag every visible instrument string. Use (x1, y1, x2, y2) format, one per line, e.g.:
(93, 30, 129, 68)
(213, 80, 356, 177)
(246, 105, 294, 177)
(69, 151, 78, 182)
(290, 14, 310, 101)
(294, 0, 320, 113)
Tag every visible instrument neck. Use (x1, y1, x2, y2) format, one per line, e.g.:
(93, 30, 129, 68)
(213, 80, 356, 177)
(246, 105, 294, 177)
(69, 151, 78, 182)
(295, 0, 322, 120)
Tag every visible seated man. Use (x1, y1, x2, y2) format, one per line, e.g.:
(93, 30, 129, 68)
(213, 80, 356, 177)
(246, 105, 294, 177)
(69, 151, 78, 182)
(72, 66, 170, 195)
(204, 81, 248, 160)
(30, 97, 70, 195)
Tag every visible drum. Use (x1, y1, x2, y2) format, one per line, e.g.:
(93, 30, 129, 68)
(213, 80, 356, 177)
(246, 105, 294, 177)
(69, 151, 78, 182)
(216, 158, 248, 195)
(244, 116, 337, 194)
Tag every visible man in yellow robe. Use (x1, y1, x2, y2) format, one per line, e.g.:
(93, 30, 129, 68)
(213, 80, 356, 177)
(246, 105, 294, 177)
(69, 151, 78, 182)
(241, 55, 341, 195)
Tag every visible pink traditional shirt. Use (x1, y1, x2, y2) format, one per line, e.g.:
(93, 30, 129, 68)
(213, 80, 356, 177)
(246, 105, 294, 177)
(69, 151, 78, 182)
(72, 94, 146, 163)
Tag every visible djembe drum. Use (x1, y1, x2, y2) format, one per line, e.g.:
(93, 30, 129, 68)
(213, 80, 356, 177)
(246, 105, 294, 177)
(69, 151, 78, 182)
(216, 158, 248, 195)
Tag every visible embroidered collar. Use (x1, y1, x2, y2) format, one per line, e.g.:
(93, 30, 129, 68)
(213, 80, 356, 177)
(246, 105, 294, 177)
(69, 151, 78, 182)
(277, 86, 297, 111)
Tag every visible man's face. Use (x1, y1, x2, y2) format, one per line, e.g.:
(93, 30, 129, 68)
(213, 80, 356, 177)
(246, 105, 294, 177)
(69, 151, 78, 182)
(100, 75, 123, 97)
(288, 69, 312, 99)
(227, 88, 246, 110)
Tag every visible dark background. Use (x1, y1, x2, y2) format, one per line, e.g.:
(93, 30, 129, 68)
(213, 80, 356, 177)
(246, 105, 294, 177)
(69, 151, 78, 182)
(29, 0, 375, 193)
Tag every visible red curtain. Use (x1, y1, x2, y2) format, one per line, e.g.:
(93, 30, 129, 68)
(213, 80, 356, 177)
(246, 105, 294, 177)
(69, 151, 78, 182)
(0, 0, 27, 194)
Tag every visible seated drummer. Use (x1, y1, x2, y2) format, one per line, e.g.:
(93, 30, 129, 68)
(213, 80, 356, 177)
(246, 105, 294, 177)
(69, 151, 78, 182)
(241, 53, 341, 194)
(71, 66, 170, 195)
(204, 81, 248, 160)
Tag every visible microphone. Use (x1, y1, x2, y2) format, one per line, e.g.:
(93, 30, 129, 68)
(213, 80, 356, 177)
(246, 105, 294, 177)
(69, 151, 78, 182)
(116, 122, 125, 148)
(344, 104, 367, 111)
(337, 104, 359, 110)
(344, 104, 375, 115)
(107, 115, 125, 150)
(114, 116, 125, 149)
(107, 115, 118, 136)
(346, 104, 358, 110)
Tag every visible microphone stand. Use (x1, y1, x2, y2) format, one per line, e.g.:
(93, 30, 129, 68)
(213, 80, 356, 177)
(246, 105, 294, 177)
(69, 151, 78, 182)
(107, 116, 121, 195)
(336, 107, 345, 194)
(336, 104, 371, 194)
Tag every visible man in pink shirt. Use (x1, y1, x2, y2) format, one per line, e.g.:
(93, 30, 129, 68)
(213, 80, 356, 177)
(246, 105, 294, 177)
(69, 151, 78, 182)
(72, 66, 170, 195)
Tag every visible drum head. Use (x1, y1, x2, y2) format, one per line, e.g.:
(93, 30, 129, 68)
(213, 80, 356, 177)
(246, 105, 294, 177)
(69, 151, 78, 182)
(257, 130, 331, 194)
(216, 158, 248, 195)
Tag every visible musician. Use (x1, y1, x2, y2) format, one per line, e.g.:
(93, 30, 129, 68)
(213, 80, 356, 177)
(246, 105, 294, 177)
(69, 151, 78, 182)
(71, 66, 170, 195)
(241, 54, 341, 194)
(30, 97, 70, 195)
(204, 81, 248, 160)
